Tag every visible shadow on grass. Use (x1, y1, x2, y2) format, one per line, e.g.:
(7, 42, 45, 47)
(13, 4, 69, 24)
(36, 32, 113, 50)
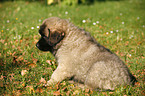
(0, 56, 24, 74)
(0, 56, 24, 93)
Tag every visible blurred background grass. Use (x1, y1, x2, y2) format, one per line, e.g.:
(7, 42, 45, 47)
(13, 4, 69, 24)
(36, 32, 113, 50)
(0, 0, 145, 95)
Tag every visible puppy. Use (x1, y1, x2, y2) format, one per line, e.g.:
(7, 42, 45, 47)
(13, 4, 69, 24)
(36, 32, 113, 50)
(36, 17, 136, 90)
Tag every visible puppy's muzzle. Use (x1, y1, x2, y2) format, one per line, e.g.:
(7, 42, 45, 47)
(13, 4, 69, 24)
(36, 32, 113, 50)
(36, 43, 39, 48)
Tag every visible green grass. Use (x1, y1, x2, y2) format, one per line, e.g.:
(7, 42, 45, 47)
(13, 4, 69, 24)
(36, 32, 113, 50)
(0, 0, 145, 95)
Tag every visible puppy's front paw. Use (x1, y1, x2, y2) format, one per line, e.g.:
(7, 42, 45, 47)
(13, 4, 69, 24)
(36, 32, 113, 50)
(46, 79, 54, 86)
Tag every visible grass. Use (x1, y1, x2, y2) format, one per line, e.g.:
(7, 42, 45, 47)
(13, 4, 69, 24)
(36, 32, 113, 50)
(0, 0, 145, 95)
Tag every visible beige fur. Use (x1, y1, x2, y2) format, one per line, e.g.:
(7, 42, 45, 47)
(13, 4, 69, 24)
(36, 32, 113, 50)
(38, 17, 136, 90)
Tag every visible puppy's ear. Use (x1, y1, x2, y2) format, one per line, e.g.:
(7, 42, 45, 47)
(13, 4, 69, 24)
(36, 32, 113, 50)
(48, 31, 65, 46)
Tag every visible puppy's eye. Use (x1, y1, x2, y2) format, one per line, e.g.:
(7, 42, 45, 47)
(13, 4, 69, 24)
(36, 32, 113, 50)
(48, 29, 50, 32)
(48, 29, 50, 37)
(43, 36, 49, 41)
(39, 32, 44, 37)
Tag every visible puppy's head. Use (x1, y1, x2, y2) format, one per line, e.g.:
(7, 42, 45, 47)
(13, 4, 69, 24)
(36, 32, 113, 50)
(36, 17, 66, 52)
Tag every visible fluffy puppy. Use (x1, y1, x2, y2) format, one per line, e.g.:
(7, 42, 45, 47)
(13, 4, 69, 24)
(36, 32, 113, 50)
(36, 17, 136, 90)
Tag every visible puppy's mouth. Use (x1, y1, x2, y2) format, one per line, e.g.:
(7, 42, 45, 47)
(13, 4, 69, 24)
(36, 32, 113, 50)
(36, 40, 52, 52)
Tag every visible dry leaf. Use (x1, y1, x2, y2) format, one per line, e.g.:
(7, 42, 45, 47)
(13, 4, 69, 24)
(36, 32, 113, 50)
(116, 16, 120, 19)
(142, 56, 145, 59)
(0, 75, 4, 80)
(12, 52, 16, 56)
(109, 92, 114, 94)
(26, 86, 35, 93)
(102, 92, 107, 95)
(89, 89, 93, 94)
(116, 51, 119, 55)
(66, 91, 70, 96)
(21, 70, 28, 76)
(18, 47, 23, 52)
(53, 91, 60, 96)
(73, 90, 80, 95)
(28, 63, 37, 68)
(20, 40, 22, 43)
(14, 90, 22, 96)
(31, 53, 38, 64)
(55, 82, 60, 90)
(85, 88, 90, 93)
(125, 41, 129, 46)
(39, 77, 46, 83)
(84, 93, 89, 96)
(120, 52, 125, 57)
(141, 90, 145, 96)
(36, 88, 43, 93)
(46, 60, 52, 65)
(99, 25, 103, 29)
(9, 73, 15, 81)
(21, 83, 25, 87)
(0, 39, 5, 43)
(46, 67, 52, 70)
(17, 55, 24, 61)
(0, 80, 3, 87)
(135, 82, 140, 86)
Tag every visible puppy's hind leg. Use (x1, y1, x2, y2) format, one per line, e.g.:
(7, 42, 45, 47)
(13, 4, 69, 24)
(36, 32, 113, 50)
(46, 65, 74, 86)
(85, 61, 116, 90)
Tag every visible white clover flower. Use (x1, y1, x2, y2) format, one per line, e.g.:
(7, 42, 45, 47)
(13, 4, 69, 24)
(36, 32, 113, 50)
(87, 18, 91, 22)
(106, 32, 109, 34)
(18, 35, 21, 39)
(129, 35, 133, 39)
(96, 21, 99, 24)
(49, 13, 52, 16)
(82, 20, 86, 23)
(93, 22, 96, 25)
(65, 11, 68, 15)
(120, 13, 122, 16)
(7, 20, 10, 23)
(122, 22, 124, 24)
(137, 17, 140, 20)
(37, 26, 39, 28)
(117, 36, 119, 40)
(31, 27, 34, 29)
(39, 19, 41, 22)
(14, 37, 16, 39)
(110, 31, 113, 33)
(116, 30, 119, 32)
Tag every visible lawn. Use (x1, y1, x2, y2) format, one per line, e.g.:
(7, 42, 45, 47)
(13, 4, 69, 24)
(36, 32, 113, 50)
(0, 0, 145, 95)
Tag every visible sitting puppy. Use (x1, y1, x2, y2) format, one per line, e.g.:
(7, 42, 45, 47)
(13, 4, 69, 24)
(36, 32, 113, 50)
(36, 17, 136, 90)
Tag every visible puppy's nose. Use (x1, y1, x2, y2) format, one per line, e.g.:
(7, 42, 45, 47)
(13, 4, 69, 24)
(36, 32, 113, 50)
(36, 43, 39, 48)
(39, 29, 41, 33)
